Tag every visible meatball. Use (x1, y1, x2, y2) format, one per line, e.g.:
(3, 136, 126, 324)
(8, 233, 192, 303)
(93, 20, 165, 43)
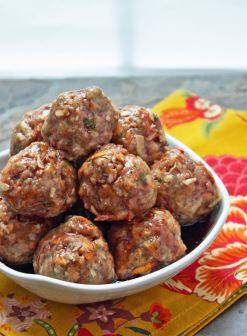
(151, 148, 220, 225)
(10, 104, 51, 155)
(0, 198, 54, 265)
(0, 142, 77, 218)
(33, 216, 116, 284)
(108, 208, 186, 280)
(113, 105, 167, 164)
(42, 87, 119, 160)
(78, 144, 157, 221)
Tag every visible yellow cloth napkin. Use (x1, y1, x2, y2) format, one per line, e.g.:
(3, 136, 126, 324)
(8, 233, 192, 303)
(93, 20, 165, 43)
(0, 90, 246, 336)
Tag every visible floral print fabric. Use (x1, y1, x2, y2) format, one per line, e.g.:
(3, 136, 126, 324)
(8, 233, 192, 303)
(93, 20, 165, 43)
(0, 90, 246, 336)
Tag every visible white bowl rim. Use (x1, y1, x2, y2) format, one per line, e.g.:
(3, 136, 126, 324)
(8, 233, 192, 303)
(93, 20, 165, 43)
(0, 134, 230, 292)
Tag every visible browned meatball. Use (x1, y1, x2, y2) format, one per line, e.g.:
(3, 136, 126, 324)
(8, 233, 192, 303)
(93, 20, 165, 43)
(113, 105, 167, 164)
(108, 208, 186, 280)
(10, 104, 51, 155)
(151, 148, 220, 225)
(0, 142, 77, 218)
(78, 144, 157, 221)
(33, 216, 116, 284)
(0, 198, 54, 265)
(42, 87, 119, 160)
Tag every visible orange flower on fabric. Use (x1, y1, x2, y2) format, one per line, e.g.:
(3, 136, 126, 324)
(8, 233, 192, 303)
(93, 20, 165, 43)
(194, 224, 247, 303)
(230, 196, 247, 219)
(160, 107, 200, 129)
(206, 215, 247, 253)
(160, 95, 223, 129)
(161, 195, 247, 303)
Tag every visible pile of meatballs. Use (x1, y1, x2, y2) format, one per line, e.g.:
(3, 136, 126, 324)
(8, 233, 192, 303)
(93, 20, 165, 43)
(0, 87, 220, 284)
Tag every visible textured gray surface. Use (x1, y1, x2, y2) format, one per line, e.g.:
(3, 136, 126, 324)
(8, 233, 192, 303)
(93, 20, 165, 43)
(1, 73, 247, 151)
(197, 296, 247, 336)
(0, 74, 246, 335)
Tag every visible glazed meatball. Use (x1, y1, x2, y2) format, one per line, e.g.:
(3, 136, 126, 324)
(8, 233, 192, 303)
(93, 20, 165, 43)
(42, 87, 119, 160)
(78, 144, 157, 221)
(0, 142, 77, 218)
(33, 216, 116, 284)
(108, 208, 186, 280)
(10, 104, 51, 155)
(113, 105, 167, 164)
(0, 198, 54, 265)
(151, 148, 220, 225)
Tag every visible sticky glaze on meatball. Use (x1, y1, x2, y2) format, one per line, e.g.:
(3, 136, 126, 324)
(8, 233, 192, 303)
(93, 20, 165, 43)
(0, 142, 77, 218)
(113, 105, 167, 164)
(33, 216, 116, 284)
(108, 208, 186, 280)
(151, 148, 220, 225)
(78, 144, 157, 221)
(42, 87, 119, 160)
(10, 104, 51, 155)
(0, 198, 54, 265)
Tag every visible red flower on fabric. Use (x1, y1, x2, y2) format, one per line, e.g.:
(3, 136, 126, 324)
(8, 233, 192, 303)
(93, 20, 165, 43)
(186, 96, 223, 120)
(77, 328, 94, 336)
(205, 155, 247, 196)
(161, 260, 200, 294)
(147, 303, 171, 330)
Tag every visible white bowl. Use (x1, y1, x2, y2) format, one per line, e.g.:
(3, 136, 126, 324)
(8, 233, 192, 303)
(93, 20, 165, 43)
(0, 134, 230, 304)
